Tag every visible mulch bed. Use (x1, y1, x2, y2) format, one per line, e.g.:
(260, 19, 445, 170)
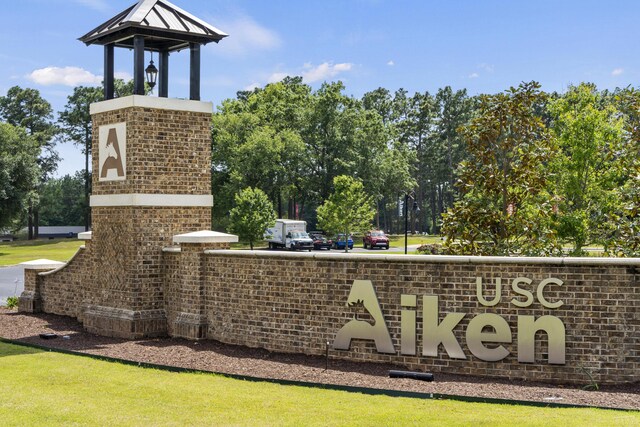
(0, 308, 637, 410)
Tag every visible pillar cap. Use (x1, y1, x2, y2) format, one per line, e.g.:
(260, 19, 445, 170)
(20, 259, 66, 270)
(173, 230, 238, 244)
(78, 231, 92, 240)
(90, 95, 213, 115)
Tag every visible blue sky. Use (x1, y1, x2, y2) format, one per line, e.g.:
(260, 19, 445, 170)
(1, 0, 639, 177)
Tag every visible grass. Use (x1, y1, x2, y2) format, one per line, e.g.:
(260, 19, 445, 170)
(0, 342, 636, 426)
(388, 234, 443, 247)
(0, 238, 83, 266)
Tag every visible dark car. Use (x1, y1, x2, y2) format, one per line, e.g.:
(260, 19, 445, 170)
(363, 230, 390, 249)
(309, 232, 333, 250)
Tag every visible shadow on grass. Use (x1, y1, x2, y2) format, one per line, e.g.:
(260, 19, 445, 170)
(0, 340, 44, 358)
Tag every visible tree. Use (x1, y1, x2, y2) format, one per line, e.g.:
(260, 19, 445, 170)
(38, 172, 86, 226)
(606, 88, 640, 256)
(317, 175, 375, 252)
(211, 78, 311, 227)
(442, 82, 560, 256)
(228, 187, 276, 250)
(0, 86, 58, 238)
(58, 79, 138, 231)
(0, 123, 39, 230)
(58, 85, 102, 230)
(549, 83, 623, 254)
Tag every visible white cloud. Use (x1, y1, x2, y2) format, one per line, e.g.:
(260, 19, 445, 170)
(243, 83, 261, 91)
(302, 62, 353, 83)
(114, 71, 132, 81)
(267, 72, 289, 84)
(212, 15, 281, 56)
(257, 62, 354, 89)
(387, 60, 395, 66)
(468, 72, 479, 79)
(611, 68, 624, 76)
(73, 0, 109, 12)
(27, 66, 102, 86)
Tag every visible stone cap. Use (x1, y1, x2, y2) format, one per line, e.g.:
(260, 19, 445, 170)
(90, 95, 213, 115)
(202, 250, 640, 266)
(20, 259, 66, 270)
(78, 231, 92, 240)
(173, 230, 238, 245)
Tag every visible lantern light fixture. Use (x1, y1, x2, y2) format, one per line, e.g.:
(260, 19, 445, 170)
(145, 53, 158, 90)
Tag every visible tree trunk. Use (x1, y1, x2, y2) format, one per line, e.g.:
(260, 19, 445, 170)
(430, 187, 437, 234)
(34, 209, 39, 239)
(27, 205, 33, 240)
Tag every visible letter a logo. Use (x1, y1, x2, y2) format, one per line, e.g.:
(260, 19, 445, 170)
(98, 122, 126, 181)
(333, 280, 395, 354)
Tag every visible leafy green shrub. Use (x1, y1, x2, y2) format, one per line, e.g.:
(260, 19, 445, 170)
(5, 296, 18, 309)
(416, 243, 446, 255)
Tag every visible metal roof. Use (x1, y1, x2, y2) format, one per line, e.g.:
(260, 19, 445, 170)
(79, 0, 228, 52)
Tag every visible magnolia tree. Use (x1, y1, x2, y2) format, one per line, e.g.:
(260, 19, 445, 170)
(442, 82, 561, 256)
(228, 187, 276, 250)
(317, 175, 375, 252)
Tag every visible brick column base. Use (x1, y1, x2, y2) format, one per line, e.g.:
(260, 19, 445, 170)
(170, 231, 237, 340)
(82, 305, 167, 339)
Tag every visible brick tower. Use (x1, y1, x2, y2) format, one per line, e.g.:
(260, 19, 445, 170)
(77, 0, 228, 338)
(83, 96, 213, 337)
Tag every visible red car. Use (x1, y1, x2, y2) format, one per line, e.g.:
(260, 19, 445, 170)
(363, 230, 390, 249)
(309, 232, 333, 250)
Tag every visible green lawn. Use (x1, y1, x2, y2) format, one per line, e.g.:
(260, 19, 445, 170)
(388, 234, 443, 247)
(0, 342, 635, 426)
(0, 238, 83, 266)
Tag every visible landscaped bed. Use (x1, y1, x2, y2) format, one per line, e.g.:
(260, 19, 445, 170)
(0, 308, 637, 411)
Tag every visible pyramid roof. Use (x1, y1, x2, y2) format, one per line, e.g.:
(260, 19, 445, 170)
(79, 0, 227, 52)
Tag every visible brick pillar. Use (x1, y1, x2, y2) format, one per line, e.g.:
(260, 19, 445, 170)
(83, 95, 215, 339)
(18, 260, 65, 312)
(170, 231, 237, 339)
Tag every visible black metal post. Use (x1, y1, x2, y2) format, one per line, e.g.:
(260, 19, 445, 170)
(159, 50, 169, 98)
(404, 193, 409, 254)
(133, 35, 145, 95)
(189, 42, 200, 101)
(104, 44, 114, 100)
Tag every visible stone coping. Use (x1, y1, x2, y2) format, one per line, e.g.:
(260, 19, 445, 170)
(173, 230, 239, 244)
(90, 194, 213, 207)
(78, 231, 92, 240)
(201, 249, 640, 266)
(20, 259, 66, 270)
(90, 95, 213, 115)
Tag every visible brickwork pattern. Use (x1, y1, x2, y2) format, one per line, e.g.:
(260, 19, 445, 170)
(192, 253, 639, 385)
(91, 107, 211, 196)
(40, 245, 93, 319)
(163, 242, 230, 339)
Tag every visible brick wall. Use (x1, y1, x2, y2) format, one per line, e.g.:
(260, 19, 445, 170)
(40, 244, 93, 319)
(185, 251, 639, 385)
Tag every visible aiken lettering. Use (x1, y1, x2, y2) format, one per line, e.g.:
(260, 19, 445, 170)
(333, 279, 566, 365)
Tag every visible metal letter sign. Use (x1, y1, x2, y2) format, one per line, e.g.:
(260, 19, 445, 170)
(334, 278, 567, 365)
(99, 122, 126, 181)
(333, 280, 395, 353)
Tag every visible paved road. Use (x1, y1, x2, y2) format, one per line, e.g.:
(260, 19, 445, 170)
(0, 265, 25, 305)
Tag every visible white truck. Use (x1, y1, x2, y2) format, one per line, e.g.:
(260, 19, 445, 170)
(264, 219, 314, 251)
